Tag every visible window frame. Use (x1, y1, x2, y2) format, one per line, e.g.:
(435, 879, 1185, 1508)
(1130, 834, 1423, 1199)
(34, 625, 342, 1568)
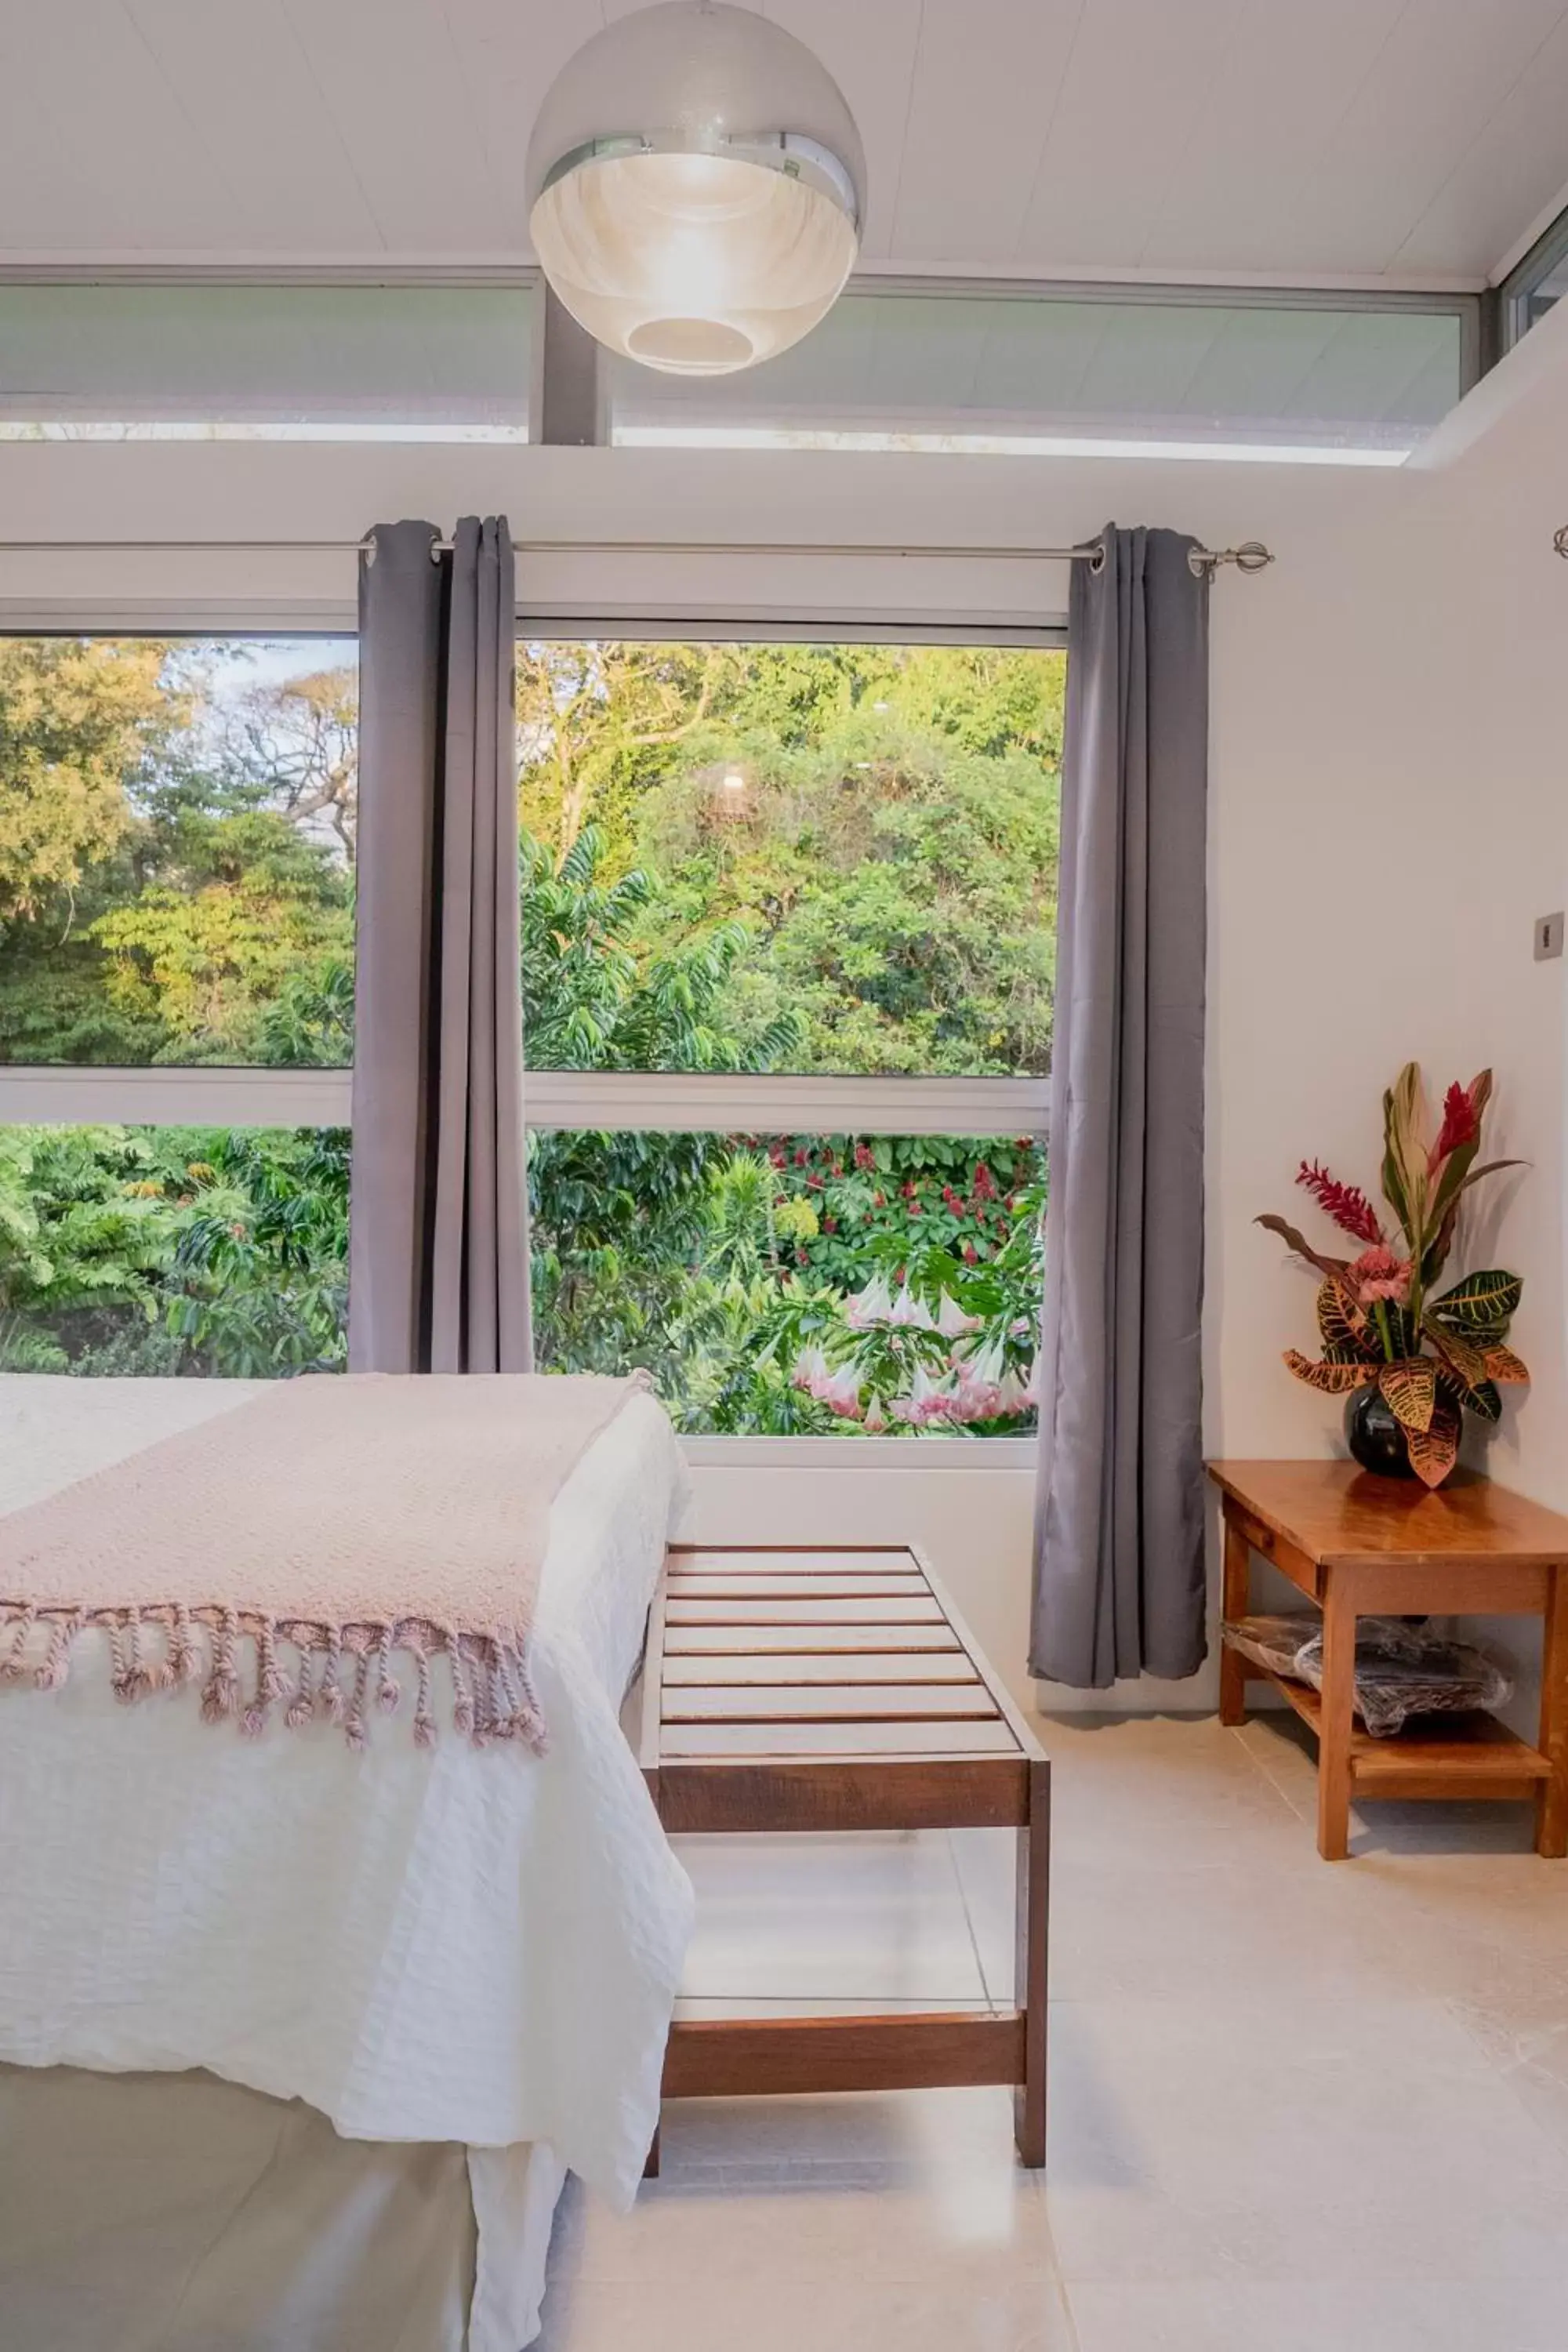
(0, 609, 1056, 1466)
(1495, 204, 1568, 357)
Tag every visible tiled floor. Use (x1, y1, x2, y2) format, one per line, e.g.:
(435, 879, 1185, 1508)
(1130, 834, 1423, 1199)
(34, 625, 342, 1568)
(537, 1713, 1568, 2352)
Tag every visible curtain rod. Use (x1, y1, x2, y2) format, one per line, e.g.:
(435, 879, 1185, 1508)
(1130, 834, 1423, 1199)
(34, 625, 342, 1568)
(0, 534, 1275, 577)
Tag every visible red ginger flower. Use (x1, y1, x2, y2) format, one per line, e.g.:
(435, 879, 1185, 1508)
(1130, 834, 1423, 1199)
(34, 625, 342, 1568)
(1428, 1080, 1481, 1174)
(1295, 1160, 1384, 1245)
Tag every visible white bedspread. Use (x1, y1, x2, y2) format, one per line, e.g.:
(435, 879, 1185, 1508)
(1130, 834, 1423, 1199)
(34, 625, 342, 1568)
(0, 1379, 695, 2222)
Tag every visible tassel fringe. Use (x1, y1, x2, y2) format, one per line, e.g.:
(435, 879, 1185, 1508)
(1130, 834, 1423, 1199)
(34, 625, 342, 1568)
(0, 1601, 546, 1756)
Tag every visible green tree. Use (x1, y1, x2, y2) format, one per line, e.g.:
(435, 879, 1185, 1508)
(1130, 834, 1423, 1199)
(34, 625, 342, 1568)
(0, 637, 183, 924)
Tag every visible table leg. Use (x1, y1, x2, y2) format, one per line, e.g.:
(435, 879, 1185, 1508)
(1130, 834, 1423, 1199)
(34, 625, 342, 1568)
(1316, 1572, 1356, 1862)
(1218, 1509, 1250, 1727)
(1535, 1564, 1568, 1860)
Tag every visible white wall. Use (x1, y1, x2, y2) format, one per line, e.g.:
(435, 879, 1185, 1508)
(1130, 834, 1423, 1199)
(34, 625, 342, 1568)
(4, 320, 1566, 1724)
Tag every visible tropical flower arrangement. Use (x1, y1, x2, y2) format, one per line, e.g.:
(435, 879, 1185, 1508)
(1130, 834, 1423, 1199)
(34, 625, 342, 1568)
(1257, 1064, 1527, 1487)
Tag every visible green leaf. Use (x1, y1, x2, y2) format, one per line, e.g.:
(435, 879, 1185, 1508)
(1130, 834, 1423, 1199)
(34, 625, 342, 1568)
(1430, 1269, 1523, 1333)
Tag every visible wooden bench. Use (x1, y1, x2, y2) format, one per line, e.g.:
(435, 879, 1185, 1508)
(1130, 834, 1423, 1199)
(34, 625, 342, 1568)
(638, 1544, 1049, 2169)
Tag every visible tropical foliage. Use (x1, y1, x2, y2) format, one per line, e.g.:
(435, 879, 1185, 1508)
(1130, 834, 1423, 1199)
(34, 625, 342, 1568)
(1257, 1064, 1527, 1486)
(1, 635, 1058, 1431)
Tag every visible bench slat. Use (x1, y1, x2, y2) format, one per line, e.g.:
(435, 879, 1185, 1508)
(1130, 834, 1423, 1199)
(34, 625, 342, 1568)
(662, 1718, 1022, 1757)
(662, 1651, 980, 1686)
(662, 1682, 998, 1723)
(666, 1597, 946, 1625)
(663, 1622, 964, 1656)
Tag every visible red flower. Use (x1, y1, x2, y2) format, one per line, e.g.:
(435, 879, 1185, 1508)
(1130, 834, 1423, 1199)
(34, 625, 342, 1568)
(822, 1215, 838, 1233)
(1295, 1160, 1384, 1245)
(854, 1143, 876, 1172)
(1428, 1080, 1480, 1174)
(873, 1190, 885, 1207)
(963, 1241, 978, 1264)
(973, 1163, 996, 1200)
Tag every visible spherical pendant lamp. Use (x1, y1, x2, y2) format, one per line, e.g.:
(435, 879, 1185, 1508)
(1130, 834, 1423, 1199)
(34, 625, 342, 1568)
(525, 1, 865, 377)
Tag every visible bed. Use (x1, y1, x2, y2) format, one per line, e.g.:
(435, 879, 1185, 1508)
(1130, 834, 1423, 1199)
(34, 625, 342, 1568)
(0, 1374, 694, 2352)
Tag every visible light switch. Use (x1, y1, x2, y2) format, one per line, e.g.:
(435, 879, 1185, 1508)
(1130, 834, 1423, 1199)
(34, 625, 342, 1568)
(1535, 912, 1565, 961)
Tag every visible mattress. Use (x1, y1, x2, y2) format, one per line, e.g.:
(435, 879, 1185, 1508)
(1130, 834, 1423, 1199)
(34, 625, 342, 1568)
(0, 1375, 695, 2350)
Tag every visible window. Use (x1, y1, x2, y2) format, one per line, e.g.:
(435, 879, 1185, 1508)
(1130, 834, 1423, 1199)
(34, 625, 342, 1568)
(1497, 206, 1568, 354)
(0, 1123, 348, 1377)
(2, 632, 1054, 1439)
(518, 637, 1057, 1437)
(0, 281, 533, 442)
(608, 283, 1472, 464)
(0, 635, 357, 1068)
(517, 640, 1062, 1076)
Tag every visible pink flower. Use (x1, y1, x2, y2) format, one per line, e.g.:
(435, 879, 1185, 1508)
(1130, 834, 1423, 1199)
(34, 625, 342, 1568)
(1350, 1244, 1411, 1306)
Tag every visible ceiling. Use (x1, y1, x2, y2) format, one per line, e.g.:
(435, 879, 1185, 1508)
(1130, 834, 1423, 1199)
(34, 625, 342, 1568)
(1, 0, 1566, 285)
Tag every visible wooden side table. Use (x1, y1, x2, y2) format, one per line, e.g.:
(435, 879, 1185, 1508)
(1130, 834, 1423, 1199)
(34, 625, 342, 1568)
(1207, 1461, 1568, 1860)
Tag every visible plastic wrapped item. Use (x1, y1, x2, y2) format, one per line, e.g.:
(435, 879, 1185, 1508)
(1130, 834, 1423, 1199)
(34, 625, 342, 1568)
(1224, 1612, 1319, 1679)
(1223, 1612, 1514, 1738)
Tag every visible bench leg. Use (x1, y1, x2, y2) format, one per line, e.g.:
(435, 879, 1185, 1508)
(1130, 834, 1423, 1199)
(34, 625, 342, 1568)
(1014, 1759, 1050, 2168)
(643, 2122, 661, 2181)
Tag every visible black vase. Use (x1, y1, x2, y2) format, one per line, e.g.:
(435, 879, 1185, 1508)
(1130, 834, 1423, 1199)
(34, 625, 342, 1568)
(1345, 1385, 1417, 1479)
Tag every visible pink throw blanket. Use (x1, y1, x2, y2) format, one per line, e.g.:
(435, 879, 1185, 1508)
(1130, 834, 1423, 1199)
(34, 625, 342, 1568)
(0, 1372, 648, 1751)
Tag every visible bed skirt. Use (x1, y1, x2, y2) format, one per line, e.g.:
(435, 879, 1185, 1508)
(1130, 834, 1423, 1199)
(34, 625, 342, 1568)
(0, 2062, 564, 2351)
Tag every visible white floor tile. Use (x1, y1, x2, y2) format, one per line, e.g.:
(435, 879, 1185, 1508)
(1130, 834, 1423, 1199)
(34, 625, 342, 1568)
(1044, 1991, 1568, 2283)
(1067, 2279, 1566, 2352)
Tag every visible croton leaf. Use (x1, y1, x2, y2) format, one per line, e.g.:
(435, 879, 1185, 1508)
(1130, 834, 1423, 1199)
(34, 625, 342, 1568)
(1255, 1215, 1352, 1283)
(1317, 1278, 1376, 1362)
(1406, 1399, 1461, 1489)
(1283, 1349, 1374, 1394)
(1424, 1320, 1489, 1388)
(1430, 1269, 1523, 1333)
(1378, 1356, 1436, 1432)
(1483, 1344, 1530, 1385)
(1460, 1378, 1503, 1425)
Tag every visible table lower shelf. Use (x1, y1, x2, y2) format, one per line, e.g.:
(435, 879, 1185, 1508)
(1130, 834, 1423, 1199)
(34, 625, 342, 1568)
(1242, 1661, 1552, 1800)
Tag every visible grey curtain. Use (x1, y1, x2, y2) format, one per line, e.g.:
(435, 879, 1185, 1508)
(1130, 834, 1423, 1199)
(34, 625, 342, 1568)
(1029, 525, 1210, 1687)
(349, 516, 531, 1375)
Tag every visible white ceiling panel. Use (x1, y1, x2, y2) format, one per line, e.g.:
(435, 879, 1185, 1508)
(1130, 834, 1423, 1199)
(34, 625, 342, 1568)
(124, 0, 385, 252)
(1010, 0, 1246, 270)
(0, 0, 1564, 283)
(1131, 0, 1410, 273)
(275, 0, 514, 252)
(884, 1, 1081, 263)
(1389, 10, 1568, 274)
(1223, 0, 1568, 276)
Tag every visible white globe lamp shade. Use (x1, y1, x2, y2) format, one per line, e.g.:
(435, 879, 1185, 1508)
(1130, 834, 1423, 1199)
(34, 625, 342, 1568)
(526, 2, 865, 377)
